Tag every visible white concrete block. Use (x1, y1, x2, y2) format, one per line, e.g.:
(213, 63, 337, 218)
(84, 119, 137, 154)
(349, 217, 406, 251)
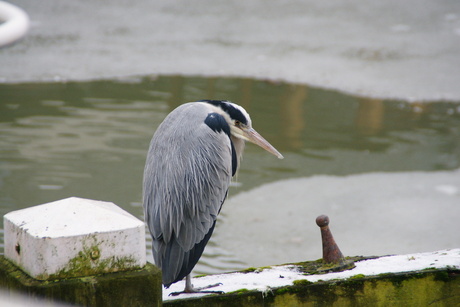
(3, 197, 146, 280)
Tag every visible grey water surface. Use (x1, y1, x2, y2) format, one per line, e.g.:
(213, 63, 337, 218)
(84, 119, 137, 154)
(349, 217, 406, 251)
(2, 0, 460, 101)
(1, 76, 459, 275)
(1, 0, 460, 277)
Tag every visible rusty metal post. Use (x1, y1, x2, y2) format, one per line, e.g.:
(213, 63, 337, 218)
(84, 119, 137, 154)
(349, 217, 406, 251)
(316, 214, 355, 272)
(316, 215, 344, 263)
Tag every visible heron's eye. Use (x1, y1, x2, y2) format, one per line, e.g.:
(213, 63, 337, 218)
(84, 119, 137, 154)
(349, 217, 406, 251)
(234, 120, 241, 126)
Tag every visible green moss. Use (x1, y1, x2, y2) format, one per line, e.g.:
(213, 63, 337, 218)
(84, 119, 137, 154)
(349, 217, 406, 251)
(318, 262, 337, 269)
(433, 270, 450, 282)
(274, 287, 293, 295)
(349, 274, 366, 280)
(38, 244, 138, 280)
(378, 273, 406, 287)
(340, 275, 366, 297)
(227, 288, 250, 294)
(376, 271, 431, 288)
(377, 272, 393, 278)
(292, 256, 370, 276)
(293, 279, 314, 286)
(294, 258, 324, 275)
(0, 257, 162, 307)
(241, 267, 257, 273)
(239, 266, 272, 273)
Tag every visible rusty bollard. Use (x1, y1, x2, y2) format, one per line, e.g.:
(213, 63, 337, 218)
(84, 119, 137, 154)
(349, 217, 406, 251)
(316, 214, 355, 272)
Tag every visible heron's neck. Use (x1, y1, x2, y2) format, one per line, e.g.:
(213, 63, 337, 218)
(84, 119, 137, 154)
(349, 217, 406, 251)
(231, 136, 245, 169)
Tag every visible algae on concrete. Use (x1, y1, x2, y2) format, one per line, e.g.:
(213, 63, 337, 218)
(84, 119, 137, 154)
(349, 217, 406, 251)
(163, 258, 460, 307)
(0, 256, 162, 307)
(41, 244, 139, 280)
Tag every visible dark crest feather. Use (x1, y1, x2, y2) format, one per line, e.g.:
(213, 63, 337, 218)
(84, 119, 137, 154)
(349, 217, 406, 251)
(200, 100, 248, 125)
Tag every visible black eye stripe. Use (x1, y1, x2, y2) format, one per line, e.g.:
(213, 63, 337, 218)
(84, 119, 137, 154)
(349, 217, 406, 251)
(204, 112, 231, 136)
(200, 100, 248, 125)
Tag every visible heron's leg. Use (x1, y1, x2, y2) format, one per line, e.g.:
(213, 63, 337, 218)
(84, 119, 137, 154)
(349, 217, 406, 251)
(184, 274, 194, 292)
(169, 275, 224, 296)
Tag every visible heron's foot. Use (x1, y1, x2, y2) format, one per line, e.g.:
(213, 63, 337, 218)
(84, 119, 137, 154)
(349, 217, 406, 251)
(193, 282, 223, 293)
(169, 283, 224, 296)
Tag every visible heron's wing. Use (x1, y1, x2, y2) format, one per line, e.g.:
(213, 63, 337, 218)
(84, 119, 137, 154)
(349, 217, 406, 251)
(143, 103, 232, 285)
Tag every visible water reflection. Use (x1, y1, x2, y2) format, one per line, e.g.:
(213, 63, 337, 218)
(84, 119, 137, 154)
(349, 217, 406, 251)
(280, 84, 307, 150)
(355, 98, 384, 135)
(0, 76, 459, 274)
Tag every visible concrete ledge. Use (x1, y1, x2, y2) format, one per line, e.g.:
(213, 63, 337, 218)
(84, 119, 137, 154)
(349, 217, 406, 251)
(164, 267, 460, 307)
(162, 250, 460, 306)
(0, 256, 162, 307)
(4, 197, 146, 280)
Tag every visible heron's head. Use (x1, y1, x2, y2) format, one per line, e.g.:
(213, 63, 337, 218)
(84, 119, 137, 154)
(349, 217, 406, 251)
(202, 100, 284, 159)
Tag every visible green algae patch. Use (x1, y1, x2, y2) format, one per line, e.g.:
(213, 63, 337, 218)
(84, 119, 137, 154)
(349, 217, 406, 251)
(239, 266, 273, 274)
(241, 267, 258, 273)
(292, 256, 373, 276)
(349, 274, 366, 280)
(227, 288, 251, 295)
(36, 245, 139, 280)
(293, 279, 314, 286)
(433, 270, 450, 282)
(0, 256, 162, 307)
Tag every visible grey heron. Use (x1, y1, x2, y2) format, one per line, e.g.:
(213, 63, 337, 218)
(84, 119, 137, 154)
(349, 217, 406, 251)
(143, 100, 283, 294)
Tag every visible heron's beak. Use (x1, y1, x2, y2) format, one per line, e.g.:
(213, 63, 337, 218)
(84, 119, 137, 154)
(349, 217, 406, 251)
(239, 127, 284, 159)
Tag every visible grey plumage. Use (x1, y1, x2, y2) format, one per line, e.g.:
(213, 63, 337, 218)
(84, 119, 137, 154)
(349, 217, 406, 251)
(143, 100, 283, 291)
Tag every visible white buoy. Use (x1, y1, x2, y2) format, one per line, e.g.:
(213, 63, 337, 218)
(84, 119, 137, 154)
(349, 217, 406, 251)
(3, 197, 146, 280)
(0, 1, 30, 47)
